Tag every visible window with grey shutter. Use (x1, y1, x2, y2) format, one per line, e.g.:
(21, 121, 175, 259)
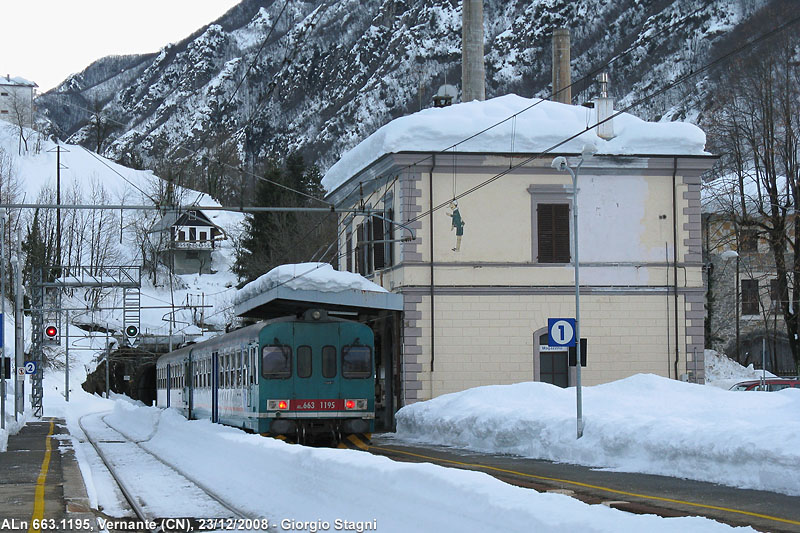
(537, 204, 570, 263)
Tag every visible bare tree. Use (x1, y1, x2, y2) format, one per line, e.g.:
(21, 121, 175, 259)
(706, 27, 800, 372)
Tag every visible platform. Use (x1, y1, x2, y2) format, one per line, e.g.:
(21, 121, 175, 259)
(0, 418, 95, 532)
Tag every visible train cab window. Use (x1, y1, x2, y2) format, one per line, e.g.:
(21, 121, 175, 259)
(342, 345, 372, 379)
(262, 345, 291, 379)
(322, 346, 336, 378)
(297, 346, 312, 378)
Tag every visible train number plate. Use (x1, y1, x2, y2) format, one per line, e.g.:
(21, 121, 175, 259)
(290, 399, 344, 411)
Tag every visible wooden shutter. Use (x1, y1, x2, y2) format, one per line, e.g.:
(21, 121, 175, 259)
(538, 204, 570, 263)
(387, 208, 395, 266)
(741, 279, 759, 315)
(356, 224, 365, 275)
(346, 230, 353, 272)
(372, 215, 385, 270)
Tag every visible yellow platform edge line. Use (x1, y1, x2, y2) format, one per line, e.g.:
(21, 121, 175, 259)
(28, 420, 54, 533)
(369, 445, 800, 527)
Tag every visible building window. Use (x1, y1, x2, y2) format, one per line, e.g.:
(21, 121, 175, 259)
(178, 230, 186, 241)
(537, 203, 571, 263)
(199, 230, 208, 241)
(346, 229, 353, 272)
(739, 229, 758, 253)
(189, 227, 196, 241)
(741, 279, 759, 316)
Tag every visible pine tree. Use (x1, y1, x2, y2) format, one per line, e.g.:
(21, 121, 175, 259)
(233, 154, 333, 283)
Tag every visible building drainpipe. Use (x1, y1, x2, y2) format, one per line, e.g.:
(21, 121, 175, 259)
(672, 157, 680, 379)
(430, 155, 436, 374)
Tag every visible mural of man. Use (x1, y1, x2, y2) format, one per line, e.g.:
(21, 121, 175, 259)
(447, 201, 465, 251)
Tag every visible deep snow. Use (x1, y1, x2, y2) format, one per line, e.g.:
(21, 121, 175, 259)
(394, 372, 800, 497)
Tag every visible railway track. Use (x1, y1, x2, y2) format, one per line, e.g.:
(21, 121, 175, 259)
(78, 411, 268, 532)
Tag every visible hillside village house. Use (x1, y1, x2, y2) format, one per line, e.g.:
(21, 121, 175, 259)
(324, 94, 716, 404)
(0, 75, 37, 128)
(148, 209, 226, 275)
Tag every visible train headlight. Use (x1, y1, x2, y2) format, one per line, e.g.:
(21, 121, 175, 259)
(268, 400, 290, 410)
(345, 399, 368, 410)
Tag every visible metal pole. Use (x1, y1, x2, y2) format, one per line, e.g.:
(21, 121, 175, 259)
(761, 337, 766, 390)
(1, 212, 5, 429)
(569, 163, 584, 439)
(13, 228, 23, 418)
(65, 310, 69, 402)
(105, 329, 110, 398)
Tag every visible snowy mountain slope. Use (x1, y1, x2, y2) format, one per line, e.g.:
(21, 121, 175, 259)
(0, 123, 244, 336)
(36, 0, 777, 189)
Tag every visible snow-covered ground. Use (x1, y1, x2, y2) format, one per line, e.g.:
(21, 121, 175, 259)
(0, 344, 782, 532)
(394, 371, 800, 497)
(50, 395, 751, 533)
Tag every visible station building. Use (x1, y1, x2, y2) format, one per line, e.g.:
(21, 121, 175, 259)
(323, 93, 716, 404)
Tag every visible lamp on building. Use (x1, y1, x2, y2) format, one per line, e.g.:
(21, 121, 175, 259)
(551, 143, 596, 439)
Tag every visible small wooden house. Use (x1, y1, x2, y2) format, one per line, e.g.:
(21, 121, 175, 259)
(148, 210, 226, 275)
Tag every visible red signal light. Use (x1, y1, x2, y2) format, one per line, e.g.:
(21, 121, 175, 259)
(45, 325, 58, 338)
(278, 400, 288, 410)
(345, 400, 355, 409)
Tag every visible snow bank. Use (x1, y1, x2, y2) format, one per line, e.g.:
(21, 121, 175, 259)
(322, 94, 708, 192)
(235, 262, 387, 305)
(101, 401, 748, 532)
(704, 349, 776, 389)
(395, 373, 800, 496)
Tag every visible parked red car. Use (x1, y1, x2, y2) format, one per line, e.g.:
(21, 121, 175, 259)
(729, 378, 800, 391)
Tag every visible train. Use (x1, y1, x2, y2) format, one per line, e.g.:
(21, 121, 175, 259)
(155, 309, 375, 442)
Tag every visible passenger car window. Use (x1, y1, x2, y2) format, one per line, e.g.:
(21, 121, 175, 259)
(322, 346, 336, 378)
(297, 346, 312, 378)
(342, 345, 372, 378)
(262, 345, 291, 379)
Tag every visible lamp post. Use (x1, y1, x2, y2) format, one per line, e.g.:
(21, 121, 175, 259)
(719, 249, 739, 362)
(552, 144, 596, 439)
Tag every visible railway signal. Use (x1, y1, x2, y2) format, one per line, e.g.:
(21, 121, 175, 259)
(44, 324, 59, 344)
(125, 324, 139, 346)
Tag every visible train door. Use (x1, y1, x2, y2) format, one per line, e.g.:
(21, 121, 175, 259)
(166, 364, 171, 408)
(293, 322, 340, 405)
(247, 344, 257, 411)
(184, 358, 193, 419)
(211, 351, 219, 423)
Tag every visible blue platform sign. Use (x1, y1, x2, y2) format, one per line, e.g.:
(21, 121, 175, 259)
(548, 318, 576, 347)
(24, 361, 37, 374)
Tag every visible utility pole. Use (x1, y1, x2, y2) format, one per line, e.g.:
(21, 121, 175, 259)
(1, 212, 6, 429)
(105, 329, 110, 398)
(13, 228, 23, 418)
(64, 310, 69, 402)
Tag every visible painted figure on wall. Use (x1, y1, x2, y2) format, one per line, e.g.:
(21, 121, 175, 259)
(447, 201, 465, 251)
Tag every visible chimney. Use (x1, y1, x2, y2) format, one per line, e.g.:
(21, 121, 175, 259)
(551, 28, 571, 104)
(462, 0, 485, 102)
(594, 73, 615, 140)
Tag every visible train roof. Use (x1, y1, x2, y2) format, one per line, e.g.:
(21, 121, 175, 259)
(156, 312, 372, 364)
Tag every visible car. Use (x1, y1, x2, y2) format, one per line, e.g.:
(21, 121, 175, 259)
(729, 378, 800, 391)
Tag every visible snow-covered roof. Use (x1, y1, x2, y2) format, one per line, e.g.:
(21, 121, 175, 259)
(235, 262, 388, 306)
(322, 93, 708, 192)
(234, 262, 399, 319)
(1, 75, 38, 87)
